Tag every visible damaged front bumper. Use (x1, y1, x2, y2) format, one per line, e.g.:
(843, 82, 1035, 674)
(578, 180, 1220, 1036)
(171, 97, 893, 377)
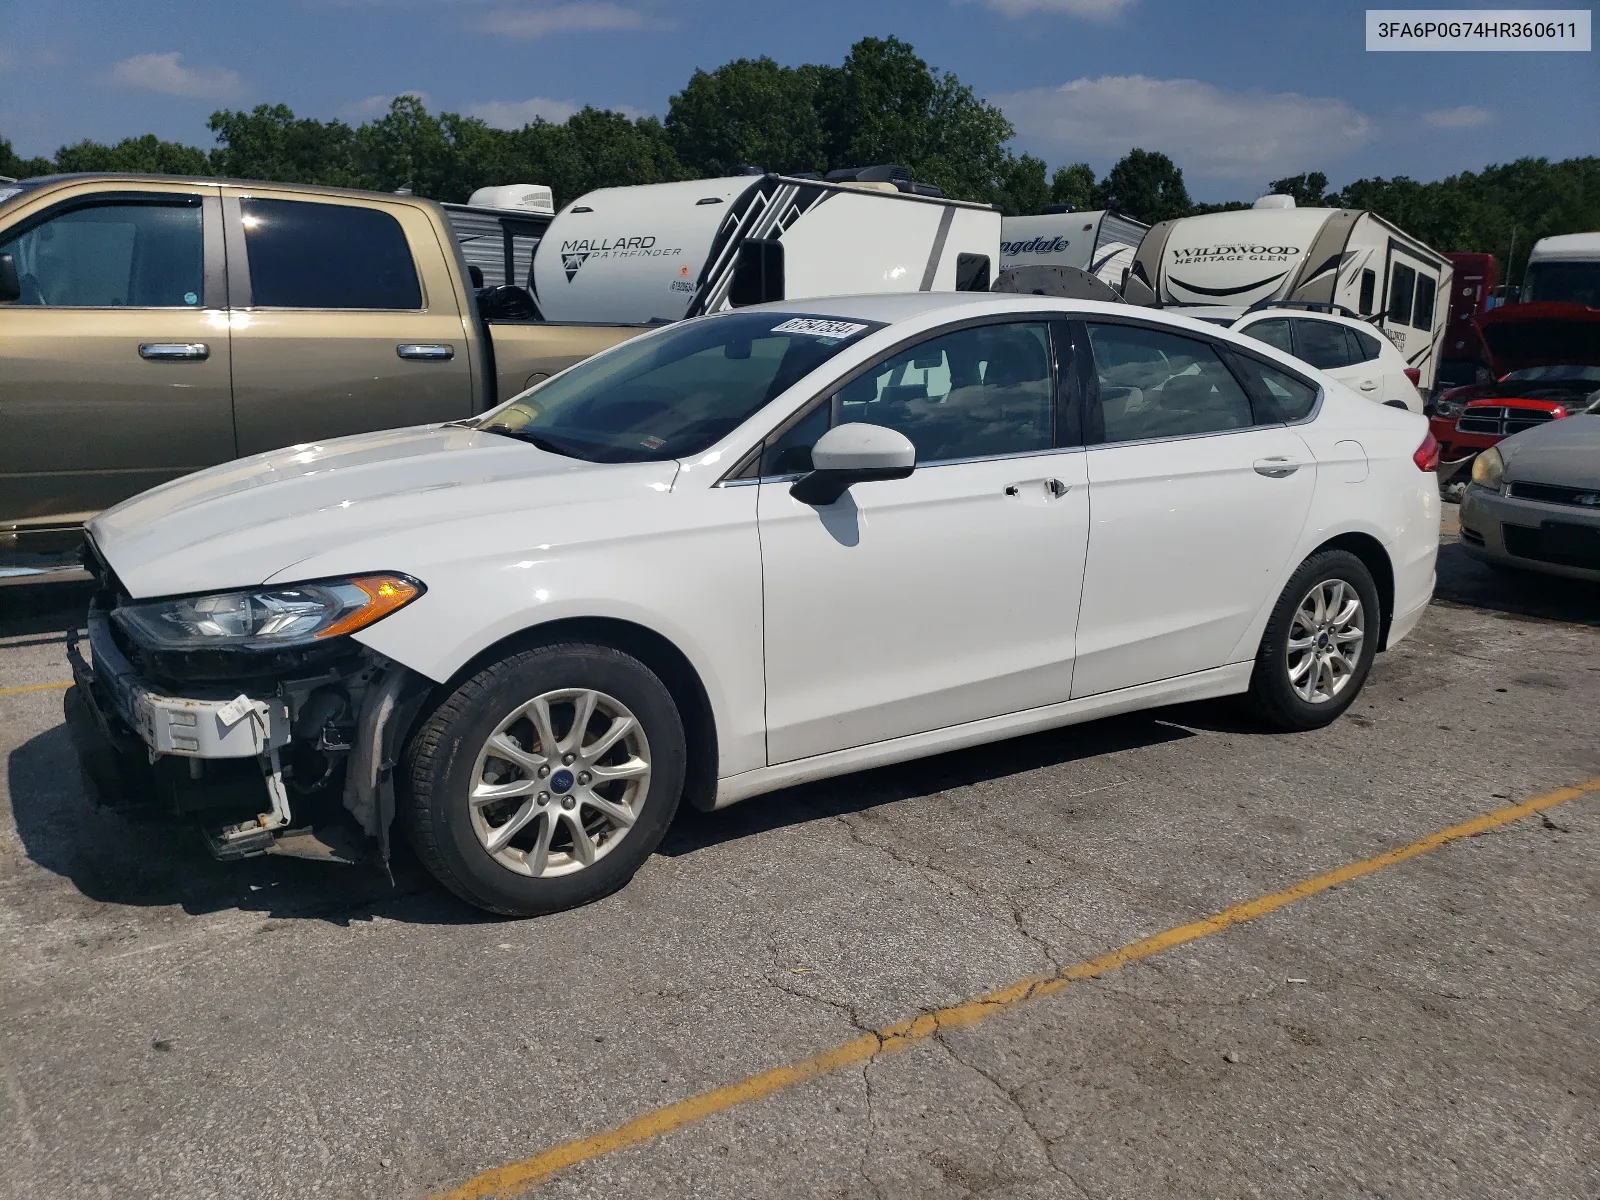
(65, 605, 423, 866)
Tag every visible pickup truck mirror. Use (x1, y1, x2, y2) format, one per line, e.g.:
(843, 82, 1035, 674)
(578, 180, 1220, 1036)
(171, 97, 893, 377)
(790, 422, 915, 505)
(0, 254, 20, 304)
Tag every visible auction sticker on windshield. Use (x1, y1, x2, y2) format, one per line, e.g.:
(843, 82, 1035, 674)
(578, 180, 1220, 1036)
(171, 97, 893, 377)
(771, 318, 870, 339)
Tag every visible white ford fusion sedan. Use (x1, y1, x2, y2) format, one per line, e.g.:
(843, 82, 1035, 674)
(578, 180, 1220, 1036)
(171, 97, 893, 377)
(67, 293, 1441, 916)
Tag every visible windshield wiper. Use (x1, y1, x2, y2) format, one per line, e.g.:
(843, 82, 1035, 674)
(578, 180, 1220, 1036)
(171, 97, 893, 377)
(481, 426, 588, 460)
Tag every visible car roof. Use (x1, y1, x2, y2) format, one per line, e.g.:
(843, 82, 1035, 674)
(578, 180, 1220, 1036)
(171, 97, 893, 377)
(740, 292, 1165, 325)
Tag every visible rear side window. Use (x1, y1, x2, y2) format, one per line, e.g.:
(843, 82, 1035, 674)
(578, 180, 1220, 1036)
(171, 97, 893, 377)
(1411, 273, 1436, 330)
(1229, 354, 1320, 422)
(1240, 318, 1293, 354)
(1388, 263, 1416, 325)
(241, 198, 422, 310)
(0, 200, 203, 308)
(1291, 318, 1352, 370)
(1086, 323, 1254, 442)
(1346, 326, 1383, 364)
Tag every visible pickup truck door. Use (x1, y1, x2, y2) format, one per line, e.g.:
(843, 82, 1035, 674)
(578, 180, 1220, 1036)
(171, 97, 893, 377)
(221, 189, 478, 455)
(0, 183, 234, 538)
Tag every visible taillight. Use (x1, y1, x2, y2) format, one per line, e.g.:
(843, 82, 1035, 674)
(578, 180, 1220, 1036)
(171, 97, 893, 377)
(1413, 431, 1441, 472)
(1403, 367, 1421, 386)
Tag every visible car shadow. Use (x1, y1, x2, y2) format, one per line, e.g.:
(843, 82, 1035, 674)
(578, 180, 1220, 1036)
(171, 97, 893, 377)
(7, 721, 485, 927)
(660, 708, 1199, 857)
(1433, 542, 1600, 628)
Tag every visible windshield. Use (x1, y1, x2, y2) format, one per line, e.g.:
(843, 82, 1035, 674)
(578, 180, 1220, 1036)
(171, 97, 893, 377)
(1504, 365, 1600, 383)
(477, 311, 882, 463)
(1521, 261, 1600, 307)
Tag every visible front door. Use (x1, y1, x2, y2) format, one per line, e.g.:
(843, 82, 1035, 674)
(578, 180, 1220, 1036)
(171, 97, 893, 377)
(0, 186, 234, 537)
(222, 189, 475, 455)
(1073, 319, 1318, 698)
(758, 318, 1090, 764)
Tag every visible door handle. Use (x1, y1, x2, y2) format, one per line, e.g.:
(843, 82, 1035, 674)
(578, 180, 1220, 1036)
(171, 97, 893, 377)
(1046, 478, 1069, 498)
(1005, 478, 1071, 499)
(397, 343, 455, 361)
(139, 342, 209, 361)
(1253, 456, 1301, 478)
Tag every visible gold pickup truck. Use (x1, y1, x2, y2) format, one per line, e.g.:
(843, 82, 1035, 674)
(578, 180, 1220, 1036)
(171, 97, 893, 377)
(0, 173, 642, 577)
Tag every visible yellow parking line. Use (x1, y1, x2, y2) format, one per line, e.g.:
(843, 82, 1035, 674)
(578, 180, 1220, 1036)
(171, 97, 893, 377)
(0, 680, 71, 697)
(434, 777, 1600, 1200)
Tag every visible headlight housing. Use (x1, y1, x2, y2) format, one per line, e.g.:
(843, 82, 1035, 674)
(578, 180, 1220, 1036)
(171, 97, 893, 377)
(1470, 446, 1505, 491)
(113, 575, 422, 651)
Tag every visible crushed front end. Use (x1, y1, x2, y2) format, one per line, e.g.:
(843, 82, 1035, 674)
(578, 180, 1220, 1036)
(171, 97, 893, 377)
(63, 541, 431, 866)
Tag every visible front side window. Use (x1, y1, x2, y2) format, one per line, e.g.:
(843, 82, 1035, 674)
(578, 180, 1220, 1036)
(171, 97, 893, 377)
(1291, 318, 1352, 370)
(1240, 318, 1292, 354)
(762, 321, 1058, 473)
(0, 200, 203, 308)
(480, 311, 881, 464)
(1086, 322, 1254, 442)
(241, 198, 421, 310)
(1388, 262, 1416, 325)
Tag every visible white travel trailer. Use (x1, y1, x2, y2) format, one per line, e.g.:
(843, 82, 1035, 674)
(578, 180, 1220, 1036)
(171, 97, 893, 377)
(999, 209, 1148, 288)
(443, 185, 554, 291)
(530, 174, 1000, 324)
(1125, 197, 1454, 392)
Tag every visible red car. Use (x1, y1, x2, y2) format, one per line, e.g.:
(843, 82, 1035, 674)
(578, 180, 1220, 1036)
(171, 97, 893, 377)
(1429, 301, 1600, 472)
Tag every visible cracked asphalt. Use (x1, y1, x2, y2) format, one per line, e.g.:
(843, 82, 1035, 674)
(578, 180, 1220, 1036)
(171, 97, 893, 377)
(3, 511, 1598, 1200)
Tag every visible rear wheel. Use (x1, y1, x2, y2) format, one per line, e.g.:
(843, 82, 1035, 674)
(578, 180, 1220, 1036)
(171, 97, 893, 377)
(403, 642, 685, 916)
(1245, 549, 1381, 731)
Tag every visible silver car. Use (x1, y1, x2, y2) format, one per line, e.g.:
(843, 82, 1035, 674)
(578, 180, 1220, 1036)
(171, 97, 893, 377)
(1459, 401, 1600, 581)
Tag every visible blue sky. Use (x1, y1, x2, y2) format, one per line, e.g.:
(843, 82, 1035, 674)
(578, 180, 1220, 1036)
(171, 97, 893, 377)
(1, 0, 1594, 200)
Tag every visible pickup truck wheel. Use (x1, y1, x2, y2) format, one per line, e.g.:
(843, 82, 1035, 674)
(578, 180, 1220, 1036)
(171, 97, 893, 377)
(403, 642, 685, 917)
(1245, 549, 1381, 732)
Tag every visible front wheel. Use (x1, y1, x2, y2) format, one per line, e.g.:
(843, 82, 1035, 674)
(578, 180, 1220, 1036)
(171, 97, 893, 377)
(1245, 549, 1381, 731)
(403, 642, 686, 916)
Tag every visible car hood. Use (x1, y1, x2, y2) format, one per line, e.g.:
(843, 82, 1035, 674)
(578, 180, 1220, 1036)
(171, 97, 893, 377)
(1475, 302, 1600, 375)
(88, 424, 680, 598)
(1499, 414, 1600, 488)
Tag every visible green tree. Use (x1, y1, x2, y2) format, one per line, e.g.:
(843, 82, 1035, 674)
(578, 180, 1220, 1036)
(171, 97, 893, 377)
(991, 153, 1050, 216)
(1267, 171, 1330, 206)
(352, 95, 517, 200)
(1049, 162, 1096, 210)
(53, 134, 211, 176)
(666, 57, 828, 176)
(0, 135, 55, 179)
(1093, 149, 1191, 222)
(503, 108, 685, 207)
(208, 104, 361, 186)
(814, 36, 1014, 203)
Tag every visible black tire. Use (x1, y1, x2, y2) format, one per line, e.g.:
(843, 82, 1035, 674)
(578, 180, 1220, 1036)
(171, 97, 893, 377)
(1245, 549, 1382, 732)
(402, 641, 686, 917)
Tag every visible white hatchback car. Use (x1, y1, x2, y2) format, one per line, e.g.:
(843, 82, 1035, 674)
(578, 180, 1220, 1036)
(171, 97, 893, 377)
(67, 294, 1441, 915)
(1172, 305, 1425, 412)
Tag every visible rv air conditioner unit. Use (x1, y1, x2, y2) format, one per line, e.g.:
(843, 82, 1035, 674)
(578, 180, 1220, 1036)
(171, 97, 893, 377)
(467, 183, 556, 216)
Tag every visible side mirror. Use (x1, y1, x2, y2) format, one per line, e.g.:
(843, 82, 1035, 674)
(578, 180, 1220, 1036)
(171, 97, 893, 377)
(0, 254, 20, 304)
(790, 422, 915, 505)
(467, 264, 485, 289)
(478, 284, 538, 321)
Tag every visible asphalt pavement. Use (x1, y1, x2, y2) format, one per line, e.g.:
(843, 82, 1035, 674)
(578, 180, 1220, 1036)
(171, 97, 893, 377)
(2, 513, 1597, 1200)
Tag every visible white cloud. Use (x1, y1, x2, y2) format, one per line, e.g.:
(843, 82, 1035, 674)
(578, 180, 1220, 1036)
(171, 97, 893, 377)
(470, 97, 577, 127)
(340, 91, 431, 120)
(109, 51, 244, 100)
(474, 3, 662, 36)
(1424, 105, 1491, 129)
(958, 0, 1134, 17)
(469, 97, 649, 127)
(995, 74, 1372, 179)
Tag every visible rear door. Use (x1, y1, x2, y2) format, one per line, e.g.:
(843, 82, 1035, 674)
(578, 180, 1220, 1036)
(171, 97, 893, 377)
(222, 190, 474, 455)
(1290, 315, 1380, 399)
(1073, 319, 1318, 698)
(0, 184, 234, 533)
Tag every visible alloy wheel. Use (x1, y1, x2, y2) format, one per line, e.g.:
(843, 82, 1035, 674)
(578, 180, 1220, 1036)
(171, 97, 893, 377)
(1285, 578, 1366, 704)
(467, 688, 651, 877)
